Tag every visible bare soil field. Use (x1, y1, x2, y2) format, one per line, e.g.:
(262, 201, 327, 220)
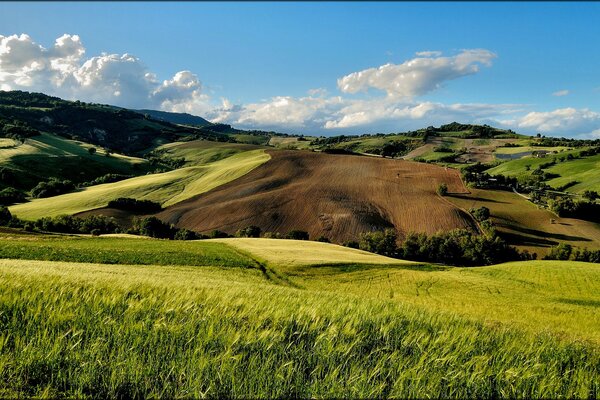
(446, 188, 600, 256)
(158, 150, 478, 243)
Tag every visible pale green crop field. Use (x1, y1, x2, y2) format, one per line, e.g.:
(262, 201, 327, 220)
(494, 145, 571, 155)
(10, 146, 269, 220)
(0, 133, 145, 165)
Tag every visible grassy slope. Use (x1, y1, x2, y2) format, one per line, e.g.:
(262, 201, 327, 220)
(0, 133, 150, 188)
(209, 238, 416, 269)
(0, 251, 598, 397)
(545, 153, 600, 193)
(446, 188, 600, 255)
(9, 141, 270, 220)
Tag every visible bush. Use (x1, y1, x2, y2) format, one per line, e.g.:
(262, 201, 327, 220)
(359, 229, 398, 257)
(0, 206, 12, 225)
(107, 198, 162, 213)
(343, 240, 360, 249)
(236, 225, 261, 238)
(90, 229, 101, 236)
(316, 236, 330, 243)
(544, 243, 573, 261)
(208, 230, 230, 239)
(30, 178, 75, 198)
(437, 183, 448, 196)
(32, 215, 119, 234)
(263, 232, 282, 239)
(174, 229, 200, 241)
(0, 187, 26, 205)
(133, 217, 175, 239)
(470, 206, 490, 222)
(286, 230, 309, 240)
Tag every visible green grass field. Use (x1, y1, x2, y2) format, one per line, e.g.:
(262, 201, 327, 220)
(545, 153, 600, 193)
(9, 141, 270, 220)
(1, 247, 598, 397)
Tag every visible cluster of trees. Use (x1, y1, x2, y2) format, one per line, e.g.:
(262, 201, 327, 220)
(0, 120, 40, 142)
(544, 243, 600, 263)
(83, 173, 134, 186)
(30, 178, 75, 198)
(533, 136, 600, 148)
(107, 198, 163, 213)
(461, 163, 518, 190)
(547, 197, 600, 222)
(0, 187, 26, 206)
(356, 228, 532, 267)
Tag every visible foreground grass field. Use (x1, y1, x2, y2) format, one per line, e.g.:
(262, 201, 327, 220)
(1, 233, 599, 397)
(9, 141, 269, 220)
(0, 255, 598, 398)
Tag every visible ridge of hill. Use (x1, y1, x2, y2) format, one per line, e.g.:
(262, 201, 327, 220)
(135, 109, 212, 127)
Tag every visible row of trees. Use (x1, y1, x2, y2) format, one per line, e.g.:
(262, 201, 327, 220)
(356, 228, 530, 267)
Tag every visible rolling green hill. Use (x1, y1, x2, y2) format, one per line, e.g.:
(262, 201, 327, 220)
(9, 141, 270, 220)
(0, 133, 152, 191)
(486, 148, 600, 193)
(0, 232, 598, 397)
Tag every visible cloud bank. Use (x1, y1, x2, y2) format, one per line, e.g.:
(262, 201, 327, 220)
(1, 33, 599, 137)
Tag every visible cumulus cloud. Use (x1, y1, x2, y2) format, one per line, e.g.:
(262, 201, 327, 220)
(0, 33, 211, 112)
(337, 49, 496, 98)
(502, 107, 600, 136)
(552, 89, 570, 97)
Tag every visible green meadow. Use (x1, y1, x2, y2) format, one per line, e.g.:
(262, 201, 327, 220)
(0, 233, 599, 397)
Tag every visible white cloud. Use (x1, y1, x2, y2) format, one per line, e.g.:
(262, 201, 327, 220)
(552, 89, 570, 97)
(337, 49, 496, 98)
(415, 50, 442, 57)
(503, 107, 600, 136)
(0, 33, 211, 112)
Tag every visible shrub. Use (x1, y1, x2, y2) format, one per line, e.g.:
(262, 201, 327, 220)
(174, 229, 200, 241)
(286, 230, 309, 240)
(90, 229, 101, 236)
(0, 206, 12, 225)
(437, 183, 448, 196)
(359, 229, 398, 257)
(0, 187, 26, 205)
(544, 243, 573, 261)
(208, 230, 230, 239)
(134, 217, 176, 239)
(470, 206, 490, 222)
(263, 232, 282, 239)
(30, 178, 75, 198)
(316, 236, 331, 243)
(236, 225, 261, 238)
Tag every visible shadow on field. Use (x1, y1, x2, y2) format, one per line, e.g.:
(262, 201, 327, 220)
(506, 225, 592, 242)
(291, 263, 449, 276)
(556, 298, 600, 308)
(449, 194, 509, 204)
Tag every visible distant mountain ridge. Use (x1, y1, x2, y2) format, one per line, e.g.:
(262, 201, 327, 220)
(135, 109, 212, 127)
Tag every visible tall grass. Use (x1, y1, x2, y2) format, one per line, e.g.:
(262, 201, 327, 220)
(0, 259, 598, 398)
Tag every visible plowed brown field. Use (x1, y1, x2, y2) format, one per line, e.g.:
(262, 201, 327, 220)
(158, 150, 478, 243)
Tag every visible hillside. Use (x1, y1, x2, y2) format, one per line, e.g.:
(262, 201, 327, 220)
(0, 90, 213, 154)
(0, 133, 153, 192)
(159, 150, 479, 242)
(446, 188, 600, 256)
(9, 141, 270, 220)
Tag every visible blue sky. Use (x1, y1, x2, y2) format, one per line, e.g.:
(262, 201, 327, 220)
(1, 2, 600, 137)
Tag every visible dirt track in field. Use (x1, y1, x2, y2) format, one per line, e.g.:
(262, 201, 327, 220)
(157, 150, 478, 243)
